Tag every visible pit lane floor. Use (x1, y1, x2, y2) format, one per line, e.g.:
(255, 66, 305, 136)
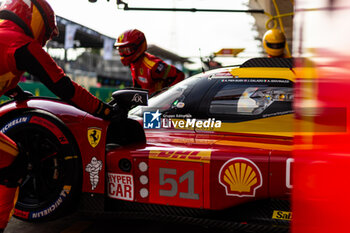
(4, 212, 222, 233)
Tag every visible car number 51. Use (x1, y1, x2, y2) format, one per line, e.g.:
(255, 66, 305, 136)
(159, 168, 199, 200)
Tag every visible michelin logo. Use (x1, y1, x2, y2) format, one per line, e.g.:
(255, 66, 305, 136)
(1, 117, 29, 133)
(85, 157, 103, 190)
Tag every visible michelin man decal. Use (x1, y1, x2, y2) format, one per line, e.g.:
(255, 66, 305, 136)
(85, 157, 103, 190)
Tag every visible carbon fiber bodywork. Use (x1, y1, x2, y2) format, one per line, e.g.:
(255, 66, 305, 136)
(240, 58, 293, 68)
(103, 198, 290, 233)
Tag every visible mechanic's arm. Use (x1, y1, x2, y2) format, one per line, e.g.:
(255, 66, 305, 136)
(152, 61, 184, 87)
(14, 42, 113, 119)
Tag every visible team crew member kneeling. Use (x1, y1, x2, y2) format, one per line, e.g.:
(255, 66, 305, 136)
(0, 0, 118, 231)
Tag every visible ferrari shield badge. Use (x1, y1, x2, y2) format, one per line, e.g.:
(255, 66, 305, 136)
(88, 127, 101, 148)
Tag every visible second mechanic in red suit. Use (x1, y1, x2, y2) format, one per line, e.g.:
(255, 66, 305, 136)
(0, 0, 117, 231)
(114, 29, 185, 95)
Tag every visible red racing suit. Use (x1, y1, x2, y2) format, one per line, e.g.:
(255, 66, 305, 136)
(0, 21, 108, 229)
(130, 52, 184, 95)
(0, 133, 18, 229)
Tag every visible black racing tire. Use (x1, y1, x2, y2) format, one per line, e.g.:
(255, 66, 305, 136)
(0, 110, 82, 221)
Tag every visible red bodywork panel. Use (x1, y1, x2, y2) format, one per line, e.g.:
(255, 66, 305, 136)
(107, 128, 292, 210)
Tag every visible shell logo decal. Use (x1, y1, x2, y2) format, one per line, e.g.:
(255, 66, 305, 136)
(219, 158, 262, 197)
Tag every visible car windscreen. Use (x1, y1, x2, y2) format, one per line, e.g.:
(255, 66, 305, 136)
(129, 76, 200, 117)
(209, 78, 293, 117)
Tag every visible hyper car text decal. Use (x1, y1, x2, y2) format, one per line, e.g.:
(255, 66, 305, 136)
(218, 157, 262, 197)
(87, 127, 102, 148)
(85, 157, 103, 190)
(149, 150, 211, 163)
(108, 173, 134, 201)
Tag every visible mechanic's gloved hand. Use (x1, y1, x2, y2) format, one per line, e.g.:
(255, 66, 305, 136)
(4, 85, 33, 101)
(0, 143, 28, 188)
(94, 101, 127, 121)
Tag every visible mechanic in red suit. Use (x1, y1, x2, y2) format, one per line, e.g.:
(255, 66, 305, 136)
(0, 0, 117, 231)
(114, 29, 185, 95)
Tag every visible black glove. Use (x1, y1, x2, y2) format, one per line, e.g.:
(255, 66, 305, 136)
(4, 85, 33, 101)
(93, 101, 127, 121)
(0, 143, 28, 188)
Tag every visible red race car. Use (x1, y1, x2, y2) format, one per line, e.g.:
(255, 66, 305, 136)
(0, 57, 294, 232)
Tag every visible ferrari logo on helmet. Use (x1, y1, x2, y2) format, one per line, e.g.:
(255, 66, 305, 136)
(218, 157, 262, 197)
(88, 127, 102, 148)
(118, 34, 124, 43)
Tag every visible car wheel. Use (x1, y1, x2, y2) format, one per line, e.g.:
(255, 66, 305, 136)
(0, 110, 82, 221)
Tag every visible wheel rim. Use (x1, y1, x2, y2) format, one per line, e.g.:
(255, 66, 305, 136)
(8, 124, 66, 208)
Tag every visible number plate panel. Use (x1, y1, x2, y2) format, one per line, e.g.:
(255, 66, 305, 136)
(149, 159, 203, 208)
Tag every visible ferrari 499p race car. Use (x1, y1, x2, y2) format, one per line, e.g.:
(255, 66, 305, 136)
(0, 58, 294, 233)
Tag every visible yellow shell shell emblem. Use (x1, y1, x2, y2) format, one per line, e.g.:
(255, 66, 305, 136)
(219, 158, 262, 197)
(87, 127, 102, 148)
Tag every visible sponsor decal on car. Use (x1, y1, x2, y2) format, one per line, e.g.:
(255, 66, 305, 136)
(85, 157, 103, 190)
(149, 150, 211, 163)
(0, 116, 29, 133)
(30, 186, 71, 219)
(131, 93, 144, 104)
(218, 157, 262, 197)
(108, 173, 134, 201)
(87, 127, 101, 148)
(272, 210, 292, 221)
(143, 110, 222, 130)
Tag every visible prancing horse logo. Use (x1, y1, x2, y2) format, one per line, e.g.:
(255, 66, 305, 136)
(88, 127, 102, 148)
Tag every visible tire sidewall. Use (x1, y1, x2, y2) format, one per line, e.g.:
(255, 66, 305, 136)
(0, 110, 81, 221)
